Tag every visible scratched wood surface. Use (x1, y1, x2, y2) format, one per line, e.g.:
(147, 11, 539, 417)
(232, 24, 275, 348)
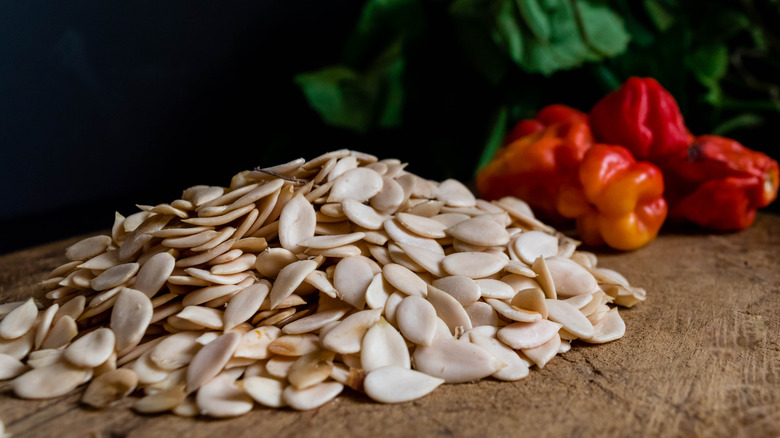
(0, 214, 778, 438)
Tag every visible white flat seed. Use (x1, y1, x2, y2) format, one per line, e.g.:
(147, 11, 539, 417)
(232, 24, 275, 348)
(413, 338, 503, 383)
(431, 276, 480, 305)
(485, 298, 541, 323)
(282, 308, 348, 335)
(521, 334, 561, 368)
(0, 301, 24, 318)
(151, 225, 213, 238)
(66, 235, 112, 261)
(225, 179, 285, 211)
(278, 194, 317, 253)
(328, 168, 383, 203)
(40, 315, 77, 349)
(175, 238, 236, 268)
(476, 279, 516, 299)
(254, 247, 298, 277)
(210, 248, 243, 265)
(531, 256, 557, 299)
(299, 232, 366, 249)
(395, 242, 446, 277)
(186, 331, 241, 393)
(545, 299, 595, 339)
(134, 252, 175, 297)
(442, 252, 507, 278)
(12, 361, 92, 399)
(387, 243, 425, 272)
(436, 179, 476, 207)
(90, 263, 139, 291)
(382, 291, 404, 326)
(282, 381, 343, 411)
(182, 284, 242, 307)
(511, 288, 549, 318)
(288, 350, 335, 389)
(446, 217, 509, 247)
(364, 366, 444, 403)
(241, 376, 286, 408)
(321, 308, 382, 354)
(563, 293, 593, 310)
(134, 350, 173, 385)
(78, 250, 121, 270)
(583, 307, 625, 344)
(426, 285, 472, 334)
(149, 331, 202, 370)
(0, 330, 35, 360)
(183, 203, 255, 227)
(497, 319, 562, 349)
(301, 270, 337, 299)
(0, 298, 37, 340)
(191, 226, 236, 251)
(464, 301, 499, 327)
(185, 186, 224, 206)
(162, 230, 218, 248)
(269, 259, 317, 309)
(64, 328, 115, 368)
(327, 156, 358, 181)
(265, 356, 297, 378)
(341, 199, 387, 230)
(110, 288, 153, 354)
(545, 257, 598, 297)
(370, 176, 404, 212)
(333, 257, 373, 309)
(134, 384, 187, 413)
(511, 231, 559, 265)
(234, 326, 281, 360)
(210, 253, 257, 275)
(0, 353, 27, 380)
(223, 283, 269, 331)
(396, 296, 437, 346)
(81, 368, 138, 408)
(196, 373, 254, 418)
(384, 219, 445, 255)
(395, 212, 448, 238)
(382, 263, 427, 297)
(268, 334, 320, 356)
(469, 334, 530, 381)
(361, 318, 410, 371)
(184, 268, 251, 286)
(364, 273, 393, 310)
(176, 306, 224, 330)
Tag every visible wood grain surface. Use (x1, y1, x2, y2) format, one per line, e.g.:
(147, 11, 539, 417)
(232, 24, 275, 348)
(1, 214, 778, 438)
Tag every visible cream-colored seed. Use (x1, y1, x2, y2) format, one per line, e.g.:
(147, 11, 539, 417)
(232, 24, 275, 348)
(0, 298, 38, 340)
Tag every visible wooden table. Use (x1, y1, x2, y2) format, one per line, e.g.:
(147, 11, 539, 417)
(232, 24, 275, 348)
(1, 214, 778, 438)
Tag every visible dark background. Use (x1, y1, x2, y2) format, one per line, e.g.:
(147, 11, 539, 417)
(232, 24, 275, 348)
(1, 0, 778, 254)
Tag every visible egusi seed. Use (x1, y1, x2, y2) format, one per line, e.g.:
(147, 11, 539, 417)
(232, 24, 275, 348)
(0, 149, 645, 418)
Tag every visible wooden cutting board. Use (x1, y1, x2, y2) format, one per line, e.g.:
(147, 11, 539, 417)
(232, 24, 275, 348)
(1, 214, 778, 438)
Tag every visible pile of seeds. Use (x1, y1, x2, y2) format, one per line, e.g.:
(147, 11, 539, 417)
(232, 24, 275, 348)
(0, 149, 645, 416)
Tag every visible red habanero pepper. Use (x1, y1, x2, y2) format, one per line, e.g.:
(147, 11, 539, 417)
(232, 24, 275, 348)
(477, 118, 592, 222)
(589, 77, 693, 161)
(504, 104, 589, 144)
(556, 144, 667, 250)
(662, 135, 779, 230)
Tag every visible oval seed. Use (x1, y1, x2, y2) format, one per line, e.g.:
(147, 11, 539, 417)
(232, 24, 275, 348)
(186, 331, 241, 393)
(278, 194, 317, 253)
(269, 259, 318, 309)
(464, 301, 499, 327)
(196, 373, 253, 418)
(395, 212, 448, 238)
(64, 328, 115, 368)
(469, 334, 530, 381)
(66, 235, 112, 261)
(299, 232, 366, 249)
(111, 288, 153, 353)
(497, 319, 563, 350)
(413, 338, 503, 383)
(327, 167, 383, 203)
(223, 282, 270, 331)
(442, 252, 508, 278)
(268, 334, 320, 356)
(382, 264, 427, 297)
(511, 287, 549, 319)
(0, 298, 38, 340)
(341, 199, 386, 230)
(234, 326, 281, 360)
(40, 315, 78, 349)
(545, 257, 598, 297)
(583, 307, 625, 344)
(370, 176, 404, 212)
(395, 242, 446, 277)
(0, 353, 28, 380)
(396, 296, 437, 346)
(282, 308, 349, 335)
(12, 362, 92, 399)
(431, 276, 480, 306)
(90, 263, 139, 291)
(446, 217, 509, 247)
(282, 381, 344, 411)
(426, 285, 472, 334)
(545, 299, 595, 339)
(361, 318, 410, 371)
(134, 384, 187, 413)
(476, 279, 516, 299)
(321, 308, 382, 354)
(521, 334, 561, 368)
(333, 257, 374, 309)
(364, 366, 444, 404)
(241, 376, 286, 408)
(81, 368, 138, 409)
(150, 331, 203, 370)
(287, 350, 336, 389)
(511, 231, 559, 265)
(485, 298, 541, 323)
(436, 179, 476, 208)
(134, 252, 176, 297)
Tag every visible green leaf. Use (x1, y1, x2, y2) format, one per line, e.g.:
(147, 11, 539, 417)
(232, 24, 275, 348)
(686, 44, 728, 106)
(577, 0, 631, 58)
(476, 106, 508, 173)
(343, 0, 424, 69)
(514, 0, 551, 43)
(712, 113, 764, 136)
(644, 0, 676, 31)
(295, 42, 407, 133)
